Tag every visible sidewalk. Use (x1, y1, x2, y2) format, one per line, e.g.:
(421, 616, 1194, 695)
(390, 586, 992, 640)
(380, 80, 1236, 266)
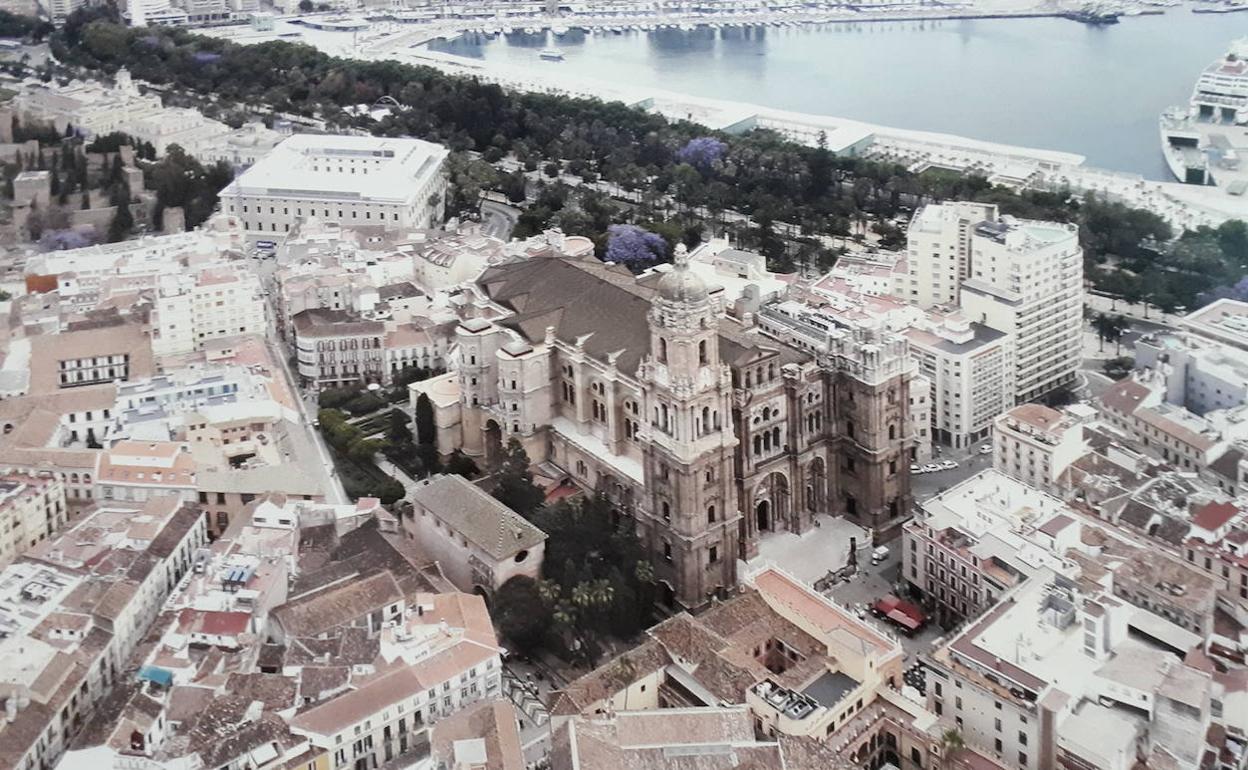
(1085, 293, 1180, 328)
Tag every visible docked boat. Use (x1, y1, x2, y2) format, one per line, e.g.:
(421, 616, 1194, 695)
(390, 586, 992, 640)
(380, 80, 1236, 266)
(551, 23, 569, 35)
(1060, 6, 1121, 24)
(1160, 38, 1248, 189)
(539, 47, 565, 60)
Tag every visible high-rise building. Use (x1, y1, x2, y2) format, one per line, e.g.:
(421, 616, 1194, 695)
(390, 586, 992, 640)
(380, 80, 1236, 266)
(904, 201, 997, 308)
(908, 203, 1083, 403)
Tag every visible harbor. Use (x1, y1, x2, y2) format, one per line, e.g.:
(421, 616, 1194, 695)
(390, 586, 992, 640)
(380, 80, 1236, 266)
(197, 2, 1248, 229)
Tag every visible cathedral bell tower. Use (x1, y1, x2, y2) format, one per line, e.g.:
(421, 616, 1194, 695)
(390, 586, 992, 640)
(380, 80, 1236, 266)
(638, 245, 740, 611)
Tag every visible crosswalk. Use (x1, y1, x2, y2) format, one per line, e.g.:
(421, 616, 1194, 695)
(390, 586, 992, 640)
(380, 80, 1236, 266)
(502, 667, 550, 727)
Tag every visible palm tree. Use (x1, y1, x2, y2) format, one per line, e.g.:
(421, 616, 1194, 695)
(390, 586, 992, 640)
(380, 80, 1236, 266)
(938, 729, 965, 770)
(1092, 312, 1114, 353)
(1092, 313, 1129, 354)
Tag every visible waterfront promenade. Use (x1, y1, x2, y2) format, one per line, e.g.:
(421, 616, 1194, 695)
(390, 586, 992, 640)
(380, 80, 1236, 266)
(382, 45, 1248, 230)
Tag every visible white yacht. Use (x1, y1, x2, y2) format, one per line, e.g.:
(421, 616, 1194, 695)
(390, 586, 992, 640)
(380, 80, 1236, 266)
(1161, 37, 1248, 190)
(539, 47, 565, 61)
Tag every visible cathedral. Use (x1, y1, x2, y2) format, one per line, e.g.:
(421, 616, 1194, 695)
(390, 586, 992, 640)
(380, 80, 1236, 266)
(436, 246, 915, 611)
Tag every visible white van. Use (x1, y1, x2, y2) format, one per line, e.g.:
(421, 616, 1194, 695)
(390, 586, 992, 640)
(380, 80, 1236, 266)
(870, 545, 890, 565)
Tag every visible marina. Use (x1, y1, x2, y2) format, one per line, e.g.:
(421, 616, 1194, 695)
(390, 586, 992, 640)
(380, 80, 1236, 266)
(198, 4, 1248, 228)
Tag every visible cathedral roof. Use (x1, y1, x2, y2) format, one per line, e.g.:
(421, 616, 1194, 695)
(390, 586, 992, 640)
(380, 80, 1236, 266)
(475, 256, 808, 376)
(477, 257, 657, 376)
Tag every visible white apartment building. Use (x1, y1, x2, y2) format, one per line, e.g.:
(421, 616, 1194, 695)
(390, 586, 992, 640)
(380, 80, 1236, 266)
(292, 309, 388, 390)
(927, 567, 1213, 770)
(902, 469, 1073, 627)
(24, 221, 246, 310)
(151, 264, 267, 355)
(219, 134, 449, 236)
(910, 371, 933, 462)
(93, 440, 198, 504)
(903, 310, 1013, 449)
(1180, 298, 1248, 352)
(288, 591, 504, 770)
(0, 474, 67, 569)
(1133, 331, 1248, 416)
(1, 497, 207, 770)
(958, 215, 1083, 403)
(904, 201, 997, 308)
(275, 267, 380, 339)
(993, 403, 1087, 494)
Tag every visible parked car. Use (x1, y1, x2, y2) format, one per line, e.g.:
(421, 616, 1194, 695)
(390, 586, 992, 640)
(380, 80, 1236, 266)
(921, 463, 940, 473)
(910, 463, 923, 473)
(870, 545, 890, 565)
(939, 459, 958, 470)
(978, 444, 993, 455)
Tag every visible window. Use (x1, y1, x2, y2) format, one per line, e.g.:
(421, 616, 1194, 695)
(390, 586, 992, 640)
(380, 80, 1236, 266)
(663, 541, 672, 562)
(707, 505, 716, 523)
(709, 546, 718, 564)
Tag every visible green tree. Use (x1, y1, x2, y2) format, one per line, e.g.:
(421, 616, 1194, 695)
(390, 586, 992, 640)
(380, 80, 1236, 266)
(492, 575, 552, 656)
(414, 392, 436, 449)
(1091, 313, 1128, 354)
(938, 729, 965, 770)
(106, 181, 133, 242)
(491, 438, 544, 519)
(444, 450, 478, 479)
(1103, 356, 1134, 381)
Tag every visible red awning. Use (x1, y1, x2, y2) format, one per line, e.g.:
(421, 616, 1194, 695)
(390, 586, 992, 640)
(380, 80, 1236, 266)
(886, 608, 921, 631)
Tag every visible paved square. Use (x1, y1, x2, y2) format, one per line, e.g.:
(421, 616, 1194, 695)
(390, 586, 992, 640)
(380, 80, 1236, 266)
(743, 514, 869, 585)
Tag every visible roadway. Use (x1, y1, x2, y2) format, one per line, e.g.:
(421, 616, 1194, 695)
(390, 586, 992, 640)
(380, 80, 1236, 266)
(480, 200, 520, 241)
(256, 251, 348, 505)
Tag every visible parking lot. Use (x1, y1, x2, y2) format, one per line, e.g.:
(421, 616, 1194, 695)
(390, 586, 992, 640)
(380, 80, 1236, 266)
(911, 443, 995, 502)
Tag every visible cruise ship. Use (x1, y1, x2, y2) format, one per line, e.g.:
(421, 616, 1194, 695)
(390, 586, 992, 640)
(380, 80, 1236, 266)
(1160, 38, 1248, 192)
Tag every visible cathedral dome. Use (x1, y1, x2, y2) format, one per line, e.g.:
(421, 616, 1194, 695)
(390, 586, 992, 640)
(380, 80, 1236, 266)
(656, 244, 708, 304)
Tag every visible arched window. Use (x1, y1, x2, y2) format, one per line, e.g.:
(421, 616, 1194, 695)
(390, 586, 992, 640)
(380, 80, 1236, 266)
(762, 406, 771, 420)
(767, 364, 775, 380)
(888, 424, 896, 440)
(707, 505, 717, 523)
(698, 340, 707, 365)
(753, 435, 762, 455)
(662, 501, 671, 522)
(659, 338, 668, 363)
(772, 427, 781, 449)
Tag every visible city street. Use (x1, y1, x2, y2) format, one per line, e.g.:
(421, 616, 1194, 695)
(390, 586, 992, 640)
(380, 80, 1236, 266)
(910, 443, 994, 502)
(480, 200, 520, 240)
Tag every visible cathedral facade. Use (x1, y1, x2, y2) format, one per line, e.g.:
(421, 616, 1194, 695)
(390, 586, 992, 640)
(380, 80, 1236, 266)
(442, 249, 914, 611)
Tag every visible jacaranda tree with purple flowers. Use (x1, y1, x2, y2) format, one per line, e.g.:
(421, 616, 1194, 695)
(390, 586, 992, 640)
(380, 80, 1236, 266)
(676, 137, 727, 172)
(606, 224, 666, 267)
